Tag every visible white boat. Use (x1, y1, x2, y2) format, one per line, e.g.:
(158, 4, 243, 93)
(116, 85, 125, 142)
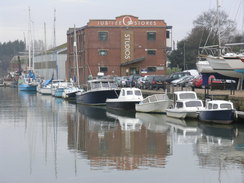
(198, 100, 236, 124)
(51, 79, 65, 96)
(39, 84, 52, 95)
(196, 60, 215, 73)
(135, 94, 173, 113)
(166, 99, 204, 119)
(173, 91, 198, 100)
(62, 86, 84, 100)
(106, 88, 143, 111)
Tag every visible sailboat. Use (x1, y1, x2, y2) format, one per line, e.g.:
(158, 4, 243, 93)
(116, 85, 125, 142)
(196, 0, 244, 89)
(18, 8, 38, 91)
(63, 25, 84, 101)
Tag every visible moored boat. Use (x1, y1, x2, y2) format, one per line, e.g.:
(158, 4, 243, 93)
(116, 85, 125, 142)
(135, 93, 173, 113)
(76, 78, 120, 105)
(106, 88, 143, 111)
(166, 91, 204, 119)
(18, 70, 38, 91)
(198, 100, 236, 124)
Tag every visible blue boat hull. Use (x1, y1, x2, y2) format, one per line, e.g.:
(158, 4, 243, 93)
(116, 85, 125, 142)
(199, 109, 235, 124)
(54, 88, 65, 98)
(76, 89, 120, 105)
(18, 84, 37, 91)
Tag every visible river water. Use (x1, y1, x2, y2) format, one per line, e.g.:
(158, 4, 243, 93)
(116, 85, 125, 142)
(0, 87, 244, 183)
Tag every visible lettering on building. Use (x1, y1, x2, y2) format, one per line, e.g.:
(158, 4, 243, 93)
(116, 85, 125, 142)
(121, 31, 134, 63)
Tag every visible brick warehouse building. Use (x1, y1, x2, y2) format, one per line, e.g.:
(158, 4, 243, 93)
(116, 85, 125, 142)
(66, 15, 172, 84)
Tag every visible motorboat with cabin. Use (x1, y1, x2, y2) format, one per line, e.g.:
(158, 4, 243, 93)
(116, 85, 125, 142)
(198, 100, 236, 124)
(76, 78, 120, 105)
(106, 88, 143, 111)
(166, 91, 204, 119)
(166, 99, 204, 119)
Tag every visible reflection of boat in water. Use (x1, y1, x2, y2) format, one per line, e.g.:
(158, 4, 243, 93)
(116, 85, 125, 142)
(106, 111, 142, 131)
(135, 113, 169, 133)
(69, 103, 171, 171)
(165, 116, 200, 144)
(198, 123, 238, 140)
(78, 104, 115, 122)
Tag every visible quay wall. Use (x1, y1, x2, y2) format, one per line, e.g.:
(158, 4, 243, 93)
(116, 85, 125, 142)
(141, 86, 244, 111)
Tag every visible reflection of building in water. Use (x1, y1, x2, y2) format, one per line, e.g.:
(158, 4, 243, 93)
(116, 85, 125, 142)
(67, 106, 170, 170)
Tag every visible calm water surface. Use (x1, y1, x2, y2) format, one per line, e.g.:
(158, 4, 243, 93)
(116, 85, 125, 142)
(0, 87, 244, 183)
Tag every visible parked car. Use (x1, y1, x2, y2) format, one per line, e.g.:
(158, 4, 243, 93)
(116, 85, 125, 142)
(171, 75, 195, 87)
(126, 75, 141, 87)
(113, 76, 122, 86)
(164, 72, 191, 84)
(135, 76, 145, 88)
(142, 75, 167, 90)
(119, 76, 129, 87)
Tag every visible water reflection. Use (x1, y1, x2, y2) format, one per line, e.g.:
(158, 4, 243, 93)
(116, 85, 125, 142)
(1, 87, 244, 182)
(68, 105, 169, 170)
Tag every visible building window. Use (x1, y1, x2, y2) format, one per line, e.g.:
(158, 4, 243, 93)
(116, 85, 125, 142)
(99, 50, 108, 56)
(147, 67, 156, 72)
(100, 66, 108, 73)
(147, 32, 156, 40)
(147, 50, 156, 55)
(166, 31, 170, 38)
(98, 32, 108, 41)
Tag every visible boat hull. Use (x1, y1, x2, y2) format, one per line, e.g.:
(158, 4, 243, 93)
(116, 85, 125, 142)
(166, 109, 187, 119)
(39, 87, 52, 95)
(106, 101, 140, 111)
(54, 88, 65, 98)
(76, 89, 120, 105)
(199, 109, 235, 124)
(136, 100, 172, 113)
(18, 84, 37, 91)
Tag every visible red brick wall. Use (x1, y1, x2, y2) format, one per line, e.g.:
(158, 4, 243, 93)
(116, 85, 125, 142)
(67, 16, 168, 85)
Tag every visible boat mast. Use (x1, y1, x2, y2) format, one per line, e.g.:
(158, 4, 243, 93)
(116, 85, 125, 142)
(32, 21, 35, 70)
(28, 8, 32, 70)
(73, 25, 80, 87)
(217, 0, 221, 55)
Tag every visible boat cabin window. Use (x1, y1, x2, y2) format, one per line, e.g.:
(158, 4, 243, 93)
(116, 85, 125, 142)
(91, 82, 100, 89)
(143, 98, 149, 103)
(213, 104, 218, 109)
(185, 100, 202, 107)
(220, 103, 232, 109)
(134, 90, 142, 96)
(122, 90, 125, 96)
(207, 103, 213, 109)
(176, 102, 183, 108)
(178, 93, 196, 100)
(110, 82, 117, 88)
(127, 90, 133, 95)
(149, 95, 157, 102)
(101, 82, 109, 88)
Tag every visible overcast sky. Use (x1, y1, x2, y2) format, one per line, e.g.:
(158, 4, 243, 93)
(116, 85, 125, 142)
(0, 0, 243, 46)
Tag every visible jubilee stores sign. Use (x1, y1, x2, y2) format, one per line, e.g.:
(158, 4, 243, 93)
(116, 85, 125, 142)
(87, 15, 166, 27)
(87, 15, 166, 64)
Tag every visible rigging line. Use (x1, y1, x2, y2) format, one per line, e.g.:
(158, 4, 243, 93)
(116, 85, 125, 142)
(233, 0, 242, 25)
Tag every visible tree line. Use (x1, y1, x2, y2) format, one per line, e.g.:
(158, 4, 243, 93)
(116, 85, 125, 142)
(168, 9, 244, 70)
(0, 40, 25, 77)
